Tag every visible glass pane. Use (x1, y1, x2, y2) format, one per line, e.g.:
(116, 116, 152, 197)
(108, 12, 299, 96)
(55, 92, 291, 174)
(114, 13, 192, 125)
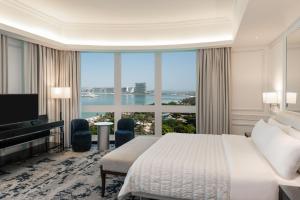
(121, 53, 155, 105)
(162, 113, 196, 135)
(162, 51, 196, 105)
(82, 112, 114, 142)
(122, 112, 154, 135)
(81, 52, 114, 108)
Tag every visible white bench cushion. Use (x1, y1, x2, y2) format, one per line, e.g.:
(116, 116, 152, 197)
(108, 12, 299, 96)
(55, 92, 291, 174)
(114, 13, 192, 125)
(100, 136, 159, 173)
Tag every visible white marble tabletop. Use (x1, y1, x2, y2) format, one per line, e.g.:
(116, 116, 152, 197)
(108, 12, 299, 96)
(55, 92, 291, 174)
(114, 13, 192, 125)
(94, 122, 114, 126)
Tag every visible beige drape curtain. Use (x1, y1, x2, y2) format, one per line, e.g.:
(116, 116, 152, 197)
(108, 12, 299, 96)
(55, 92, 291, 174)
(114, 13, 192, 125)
(0, 34, 8, 94)
(59, 51, 80, 147)
(197, 47, 231, 135)
(38, 46, 80, 147)
(0, 36, 79, 147)
(38, 46, 60, 117)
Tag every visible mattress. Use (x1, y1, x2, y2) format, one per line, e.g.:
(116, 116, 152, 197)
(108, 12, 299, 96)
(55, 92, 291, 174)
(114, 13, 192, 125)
(118, 133, 279, 200)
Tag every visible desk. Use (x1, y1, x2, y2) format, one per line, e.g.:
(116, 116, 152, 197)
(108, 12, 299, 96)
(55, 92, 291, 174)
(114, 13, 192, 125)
(94, 122, 114, 151)
(0, 116, 64, 165)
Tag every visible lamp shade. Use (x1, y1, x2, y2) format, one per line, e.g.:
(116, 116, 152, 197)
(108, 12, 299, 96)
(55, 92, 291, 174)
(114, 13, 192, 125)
(263, 92, 279, 104)
(51, 87, 71, 99)
(287, 92, 297, 104)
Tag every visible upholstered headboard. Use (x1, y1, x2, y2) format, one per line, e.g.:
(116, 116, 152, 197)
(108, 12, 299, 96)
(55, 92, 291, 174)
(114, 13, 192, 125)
(273, 111, 300, 130)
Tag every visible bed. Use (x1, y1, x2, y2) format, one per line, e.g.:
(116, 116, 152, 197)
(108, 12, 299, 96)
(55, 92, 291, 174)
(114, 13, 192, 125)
(118, 111, 300, 200)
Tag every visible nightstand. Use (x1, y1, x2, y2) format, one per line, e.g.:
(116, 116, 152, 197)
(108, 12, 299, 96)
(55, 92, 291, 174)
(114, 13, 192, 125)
(244, 132, 251, 137)
(279, 185, 300, 200)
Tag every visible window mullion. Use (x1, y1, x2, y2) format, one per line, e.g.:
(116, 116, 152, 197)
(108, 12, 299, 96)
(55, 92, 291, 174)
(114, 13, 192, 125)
(114, 53, 121, 131)
(155, 52, 162, 136)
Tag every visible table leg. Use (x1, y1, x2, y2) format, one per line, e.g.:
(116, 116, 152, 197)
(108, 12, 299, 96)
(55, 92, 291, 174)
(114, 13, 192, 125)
(97, 126, 100, 150)
(60, 126, 64, 152)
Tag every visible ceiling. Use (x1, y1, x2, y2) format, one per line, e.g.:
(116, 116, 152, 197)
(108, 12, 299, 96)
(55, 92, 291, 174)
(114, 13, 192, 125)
(234, 0, 300, 47)
(0, 0, 299, 50)
(0, 0, 245, 49)
(18, 0, 233, 24)
(287, 28, 300, 46)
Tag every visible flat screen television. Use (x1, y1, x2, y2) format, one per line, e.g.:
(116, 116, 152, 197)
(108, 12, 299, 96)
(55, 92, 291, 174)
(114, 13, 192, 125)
(0, 94, 38, 125)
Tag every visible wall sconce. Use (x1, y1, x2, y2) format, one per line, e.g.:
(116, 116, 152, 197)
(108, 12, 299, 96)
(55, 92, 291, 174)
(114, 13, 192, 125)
(286, 92, 297, 107)
(262, 92, 280, 113)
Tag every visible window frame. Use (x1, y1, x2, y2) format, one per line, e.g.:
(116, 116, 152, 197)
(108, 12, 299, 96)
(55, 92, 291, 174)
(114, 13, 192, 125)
(80, 52, 198, 135)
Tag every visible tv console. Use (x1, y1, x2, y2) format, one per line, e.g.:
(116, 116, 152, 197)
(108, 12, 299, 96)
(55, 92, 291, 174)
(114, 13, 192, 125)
(0, 115, 64, 166)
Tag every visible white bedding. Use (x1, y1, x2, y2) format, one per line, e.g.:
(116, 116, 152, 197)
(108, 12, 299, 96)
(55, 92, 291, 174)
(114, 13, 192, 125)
(222, 135, 277, 200)
(118, 133, 279, 200)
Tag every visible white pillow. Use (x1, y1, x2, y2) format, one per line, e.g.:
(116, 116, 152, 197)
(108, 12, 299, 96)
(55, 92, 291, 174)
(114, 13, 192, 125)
(252, 119, 300, 179)
(252, 119, 275, 153)
(268, 118, 291, 133)
(289, 127, 300, 140)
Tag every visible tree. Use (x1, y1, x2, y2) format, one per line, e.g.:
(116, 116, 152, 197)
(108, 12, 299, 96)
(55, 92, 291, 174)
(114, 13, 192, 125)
(162, 101, 178, 105)
(180, 97, 195, 105)
(162, 124, 173, 135)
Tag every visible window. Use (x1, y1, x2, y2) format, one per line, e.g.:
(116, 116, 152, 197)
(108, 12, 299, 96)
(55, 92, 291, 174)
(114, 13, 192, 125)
(162, 52, 196, 105)
(80, 51, 197, 137)
(121, 53, 155, 105)
(162, 113, 196, 135)
(122, 112, 155, 135)
(81, 52, 114, 106)
(80, 53, 115, 139)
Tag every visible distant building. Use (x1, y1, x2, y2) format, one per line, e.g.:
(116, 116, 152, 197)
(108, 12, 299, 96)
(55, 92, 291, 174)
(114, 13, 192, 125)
(134, 82, 146, 94)
(122, 86, 135, 93)
(91, 88, 103, 93)
(91, 87, 114, 93)
(121, 87, 127, 93)
(128, 87, 135, 93)
(105, 87, 114, 93)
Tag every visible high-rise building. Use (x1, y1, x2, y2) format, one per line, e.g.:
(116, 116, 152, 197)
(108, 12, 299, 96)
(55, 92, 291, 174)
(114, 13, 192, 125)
(134, 82, 146, 94)
(121, 87, 127, 93)
(122, 86, 135, 93)
(128, 87, 135, 93)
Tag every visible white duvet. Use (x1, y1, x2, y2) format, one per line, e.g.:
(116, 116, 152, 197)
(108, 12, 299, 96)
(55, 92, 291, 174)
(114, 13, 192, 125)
(118, 133, 278, 200)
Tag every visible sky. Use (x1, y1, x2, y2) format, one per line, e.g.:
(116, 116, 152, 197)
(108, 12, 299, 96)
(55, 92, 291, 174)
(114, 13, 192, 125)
(81, 51, 196, 91)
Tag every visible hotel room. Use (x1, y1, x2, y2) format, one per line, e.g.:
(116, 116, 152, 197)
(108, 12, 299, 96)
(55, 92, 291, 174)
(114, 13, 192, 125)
(1, 0, 300, 199)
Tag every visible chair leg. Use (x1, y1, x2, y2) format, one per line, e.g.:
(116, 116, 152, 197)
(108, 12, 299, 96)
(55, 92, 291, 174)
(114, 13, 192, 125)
(100, 166, 106, 197)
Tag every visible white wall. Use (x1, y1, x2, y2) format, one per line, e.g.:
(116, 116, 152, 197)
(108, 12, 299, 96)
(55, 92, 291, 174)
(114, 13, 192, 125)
(231, 47, 270, 135)
(7, 37, 24, 93)
(231, 32, 289, 135)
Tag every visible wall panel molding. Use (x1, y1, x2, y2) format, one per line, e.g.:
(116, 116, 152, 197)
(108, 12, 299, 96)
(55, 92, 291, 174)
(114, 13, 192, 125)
(231, 47, 269, 135)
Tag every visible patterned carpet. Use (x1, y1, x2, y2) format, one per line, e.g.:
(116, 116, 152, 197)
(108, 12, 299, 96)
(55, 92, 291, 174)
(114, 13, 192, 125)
(0, 146, 125, 200)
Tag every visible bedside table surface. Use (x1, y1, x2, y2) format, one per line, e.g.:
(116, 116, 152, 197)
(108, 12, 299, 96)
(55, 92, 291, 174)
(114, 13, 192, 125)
(280, 185, 300, 200)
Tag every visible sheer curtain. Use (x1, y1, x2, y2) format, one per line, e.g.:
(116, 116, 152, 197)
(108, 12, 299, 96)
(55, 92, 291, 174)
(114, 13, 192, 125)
(0, 34, 8, 94)
(38, 46, 80, 147)
(22, 42, 80, 147)
(24, 42, 38, 94)
(59, 51, 80, 147)
(38, 46, 60, 118)
(197, 47, 231, 135)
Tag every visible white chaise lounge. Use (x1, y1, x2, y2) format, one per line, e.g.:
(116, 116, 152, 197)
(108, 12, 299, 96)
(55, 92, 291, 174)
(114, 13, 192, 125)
(100, 136, 159, 197)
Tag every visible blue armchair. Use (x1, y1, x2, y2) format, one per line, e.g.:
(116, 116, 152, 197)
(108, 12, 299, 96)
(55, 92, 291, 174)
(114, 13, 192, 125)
(115, 118, 135, 148)
(71, 119, 92, 152)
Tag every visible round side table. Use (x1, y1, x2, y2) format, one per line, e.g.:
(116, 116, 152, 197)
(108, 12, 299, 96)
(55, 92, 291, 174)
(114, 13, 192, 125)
(94, 122, 114, 152)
